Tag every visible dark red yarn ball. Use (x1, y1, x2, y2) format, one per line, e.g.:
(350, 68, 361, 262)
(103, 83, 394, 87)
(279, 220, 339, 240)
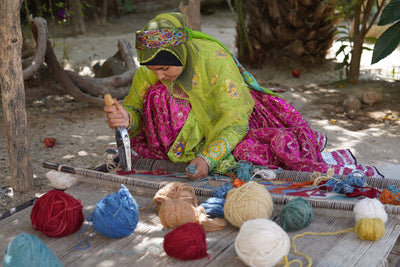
(30, 189, 84, 237)
(163, 222, 209, 261)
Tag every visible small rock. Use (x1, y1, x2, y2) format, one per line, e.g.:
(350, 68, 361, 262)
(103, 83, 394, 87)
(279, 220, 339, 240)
(361, 91, 382, 105)
(343, 95, 361, 112)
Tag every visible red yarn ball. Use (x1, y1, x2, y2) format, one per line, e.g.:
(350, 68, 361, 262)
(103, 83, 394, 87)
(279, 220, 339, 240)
(30, 189, 84, 237)
(163, 222, 209, 260)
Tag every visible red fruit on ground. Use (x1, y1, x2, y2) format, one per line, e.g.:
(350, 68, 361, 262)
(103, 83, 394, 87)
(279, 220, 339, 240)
(292, 69, 301, 78)
(44, 137, 56, 148)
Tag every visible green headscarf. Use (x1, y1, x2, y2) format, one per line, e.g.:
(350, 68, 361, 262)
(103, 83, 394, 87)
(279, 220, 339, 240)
(123, 12, 274, 171)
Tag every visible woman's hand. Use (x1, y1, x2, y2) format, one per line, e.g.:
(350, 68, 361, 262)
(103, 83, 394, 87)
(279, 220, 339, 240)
(104, 98, 130, 129)
(186, 157, 209, 180)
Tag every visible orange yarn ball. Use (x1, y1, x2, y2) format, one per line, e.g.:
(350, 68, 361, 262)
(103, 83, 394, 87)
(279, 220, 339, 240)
(153, 182, 198, 211)
(158, 199, 200, 229)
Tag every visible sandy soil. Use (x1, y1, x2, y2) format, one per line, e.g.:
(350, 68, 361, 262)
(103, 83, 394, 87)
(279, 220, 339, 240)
(0, 8, 399, 215)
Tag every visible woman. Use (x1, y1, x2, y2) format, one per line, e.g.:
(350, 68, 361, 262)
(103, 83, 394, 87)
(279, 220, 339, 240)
(105, 12, 381, 180)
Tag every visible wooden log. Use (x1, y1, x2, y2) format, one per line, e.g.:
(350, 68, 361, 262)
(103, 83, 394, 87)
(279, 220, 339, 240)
(0, 0, 34, 192)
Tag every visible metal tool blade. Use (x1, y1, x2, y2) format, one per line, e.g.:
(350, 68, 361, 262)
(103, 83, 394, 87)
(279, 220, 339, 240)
(115, 126, 131, 172)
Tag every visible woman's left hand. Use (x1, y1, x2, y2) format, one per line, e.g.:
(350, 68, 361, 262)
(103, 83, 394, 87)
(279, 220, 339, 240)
(186, 157, 209, 180)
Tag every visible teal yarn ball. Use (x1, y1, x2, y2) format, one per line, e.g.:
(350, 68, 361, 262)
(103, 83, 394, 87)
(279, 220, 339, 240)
(188, 164, 196, 174)
(280, 197, 314, 231)
(90, 184, 139, 238)
(3, 232, 62, 267)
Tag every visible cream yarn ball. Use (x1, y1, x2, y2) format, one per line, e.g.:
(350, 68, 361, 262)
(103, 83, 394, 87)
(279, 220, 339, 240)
(224, 181, 273, 227)
(354, 198, 388, 224)
(235, 218, 290, 267)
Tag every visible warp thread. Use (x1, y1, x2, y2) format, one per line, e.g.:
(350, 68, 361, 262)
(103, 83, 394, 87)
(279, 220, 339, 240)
(235, 218, 291, 267)
(3, 232, 62, 267)
(224, 181, 273, 228)
(30, 189, 84, 237)
(163, 222, 209, 260)
(89, 184, 139, 239)
(276, 197, 314, 232)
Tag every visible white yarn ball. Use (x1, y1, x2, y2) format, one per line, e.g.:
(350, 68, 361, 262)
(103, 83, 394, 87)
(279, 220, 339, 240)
(46, 170, 78, 190)
(235, 218, 290, 267)
(354, 198, 388, 224)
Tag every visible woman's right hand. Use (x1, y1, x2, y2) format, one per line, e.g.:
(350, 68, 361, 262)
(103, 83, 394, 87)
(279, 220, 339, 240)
(104, 98, 130, 129)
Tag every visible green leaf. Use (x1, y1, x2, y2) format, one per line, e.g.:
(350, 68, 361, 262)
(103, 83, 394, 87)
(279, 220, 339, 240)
(335, 45, 347, 57)
(378, 0, 400, 25)
(372, 21, 400, 64)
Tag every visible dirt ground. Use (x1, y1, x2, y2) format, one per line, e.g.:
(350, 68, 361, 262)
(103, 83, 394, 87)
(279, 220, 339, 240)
(0, 8, 400, 216)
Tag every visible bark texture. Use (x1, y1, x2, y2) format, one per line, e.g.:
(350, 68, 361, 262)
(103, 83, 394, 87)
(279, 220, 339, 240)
(237, 0, 337, 67)
(0, 0, 34, 192)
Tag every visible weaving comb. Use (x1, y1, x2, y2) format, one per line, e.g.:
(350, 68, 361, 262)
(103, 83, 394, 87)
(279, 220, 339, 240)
(104, 94, 131, 172)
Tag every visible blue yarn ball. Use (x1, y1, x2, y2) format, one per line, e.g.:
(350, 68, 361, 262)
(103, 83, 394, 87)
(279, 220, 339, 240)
(200, 197, 225, 218)
(280, 197, 314, 232)
(3, 233, 62, 267)
(90, 184, 139, 238)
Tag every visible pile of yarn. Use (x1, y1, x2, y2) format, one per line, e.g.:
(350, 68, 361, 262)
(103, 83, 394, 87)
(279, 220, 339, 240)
(278, 197, 314, 231)
(30, 189, 84, 237)
(224, 181, 273, 227)
(90, 184, 139, 238)
(353, 198, 387, 241)
(3, 232, 62, 267)
(235, 218, 290, 267)
(153, 182, 197, 211)
(163, 222, 209, 260)
(380, 185, 400, 205)
(155, 182, 226, 232)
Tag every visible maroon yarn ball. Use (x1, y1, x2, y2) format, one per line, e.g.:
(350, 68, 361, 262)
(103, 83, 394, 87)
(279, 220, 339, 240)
(30, 189, 84, 237)
(163, 222, 209, 260)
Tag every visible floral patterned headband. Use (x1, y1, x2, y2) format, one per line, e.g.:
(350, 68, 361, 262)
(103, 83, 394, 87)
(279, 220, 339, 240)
(135, 27, 192, 50)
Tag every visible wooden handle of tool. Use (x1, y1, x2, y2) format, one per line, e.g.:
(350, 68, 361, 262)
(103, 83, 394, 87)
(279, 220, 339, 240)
(104, 93, 115, 107)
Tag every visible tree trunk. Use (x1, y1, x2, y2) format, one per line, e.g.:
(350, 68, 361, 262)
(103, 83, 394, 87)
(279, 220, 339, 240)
(69, 0, 86, 35)
(101, 0, 108, 24)
(0, 0, 34, 192)
(179, 0, 201, 31)
(347, 0, 381, 83)
(236, 0, 337, 67)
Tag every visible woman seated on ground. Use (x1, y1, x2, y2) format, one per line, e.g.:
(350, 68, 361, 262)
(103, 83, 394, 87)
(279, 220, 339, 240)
(104, 12, 381, 180)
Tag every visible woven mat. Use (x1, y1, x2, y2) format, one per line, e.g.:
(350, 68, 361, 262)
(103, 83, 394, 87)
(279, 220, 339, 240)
(1, 178, 400, 266)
